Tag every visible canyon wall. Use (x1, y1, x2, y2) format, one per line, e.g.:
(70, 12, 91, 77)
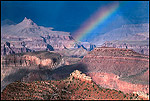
(81, 47, 149, 96)
(1, 51, 64, 91)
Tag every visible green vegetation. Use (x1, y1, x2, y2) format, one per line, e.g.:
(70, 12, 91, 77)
(118, 90, 122, 94)
(123, 94, 126, 98)
(68, 84, 70, 88)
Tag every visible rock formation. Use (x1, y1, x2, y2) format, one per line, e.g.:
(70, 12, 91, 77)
(1, 17, 77, 55)
(80, 47, 149, 97)
(102, 32, 149, 55)
(58, 46, 88, 58)
(2, 51, 62, 69)
(1, 51, 63, 91)
(69, 70, 92, 83)
(90, 23, 149, 55)
(91, 23, 149, 45)
(1, 17, 96, 56)
(1, 70, 146, 100)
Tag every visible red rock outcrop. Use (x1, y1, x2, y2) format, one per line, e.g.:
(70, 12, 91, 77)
(69, 70, 92, 83)
(1, 70, 145, 100)
(80, 47, 149, 98)
(23, 55, 53, 67)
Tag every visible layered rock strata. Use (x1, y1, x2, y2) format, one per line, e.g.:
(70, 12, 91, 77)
(1, 51, 63, 91)
(81, 47, 149, 98)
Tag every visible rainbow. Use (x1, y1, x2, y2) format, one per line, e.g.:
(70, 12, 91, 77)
(73, 2, 120, 42)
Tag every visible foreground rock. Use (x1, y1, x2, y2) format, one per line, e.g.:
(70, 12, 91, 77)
(1, 70, 145, 100)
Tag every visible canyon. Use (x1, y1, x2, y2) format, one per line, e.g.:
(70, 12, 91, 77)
(91, 23, 149, 45)
(102, 32, 149, 55)
(1, 18, 149, 100)
(42, 47, 149, 98)
(1, 47, 149, 100)
(1, 70, 146, 100)
(81, 47, 149, 97)
(91, 23, 149, 55)
(1, 51, 64, 91)
(1, 17, 95, 56)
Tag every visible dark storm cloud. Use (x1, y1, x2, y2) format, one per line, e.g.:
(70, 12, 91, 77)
(1, 1, 149, 34)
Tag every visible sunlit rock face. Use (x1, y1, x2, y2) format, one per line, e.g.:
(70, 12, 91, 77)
(80, 47, 149, 95)
(70, 70, 92, 83)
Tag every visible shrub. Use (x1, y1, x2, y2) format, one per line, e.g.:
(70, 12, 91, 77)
(123, 94, 126, 98)
(68, 84, 70, 88)
(130, 97, 132, 99)
(118, 90, 122, 93)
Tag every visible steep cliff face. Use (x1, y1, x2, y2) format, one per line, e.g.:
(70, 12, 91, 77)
(80, 47, 149, 96)
(2, 51, 62, 69)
